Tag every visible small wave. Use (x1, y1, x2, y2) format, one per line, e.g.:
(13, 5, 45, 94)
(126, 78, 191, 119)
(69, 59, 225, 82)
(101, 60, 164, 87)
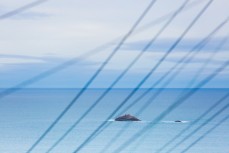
(107, 119, 115, 122)
(162, 120, 190, 123)
(138, 120, 151, 123)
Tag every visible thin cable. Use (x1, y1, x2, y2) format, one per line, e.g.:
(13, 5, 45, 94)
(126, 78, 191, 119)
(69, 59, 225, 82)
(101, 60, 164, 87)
(119, 17, 228, 116)
(24, 1, 158, 152)
(135, 21, 228, 118)
(188, 36, 229, 87)
(0, 0, 48, 20)
(124, 0, 216, 117)
(43, 0, 192, 152)
(112, 60, 228, 153)
(0, 43, 111, 99)
(93, 0, 220, 142)
(164, 93, 229, 153)
(181, 114, 229, 153)
(98, 18, 228, 153)
(71, 1, 215, 152)
(116, 33, 226, 153)
(0, 0, 204, 101)
(137, 0, 207, 32)
(155, 34, 229, 153)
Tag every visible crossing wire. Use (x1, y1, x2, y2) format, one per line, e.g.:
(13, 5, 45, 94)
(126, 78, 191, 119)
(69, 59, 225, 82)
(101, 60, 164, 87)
(98, 18, 228, 153)
(0, 43, 111, 100)
(71, 0, 215, 152)
(45, 0, 205, 147)
(132, 92, 229, 153)
(137, 0, 206, 32)
(118, 17, 228, 116)
(0, 0, 48, 20)
(131, 19, 228, 120)
(119, 34, 228, 152)
(164, 93, 229, 153)
(43, 0, 194, 152)
(155, 35, 229, 153)
(24, 0, 159, 152)
(181, 114, 229, 153)
(112, 61, 229, 153)
(0, 0, 204, 101)
(188, 36, 229, 87)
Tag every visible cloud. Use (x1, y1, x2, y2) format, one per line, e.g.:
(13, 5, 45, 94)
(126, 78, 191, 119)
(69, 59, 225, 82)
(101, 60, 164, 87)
(0, 54, 46, 59)
(0, 54, 61, 66)
(80, 48, 228, 75)
(9, 11, 50, 20)
(122, 37, 229, 52)
(0, 6, 50, 20)
(0, 57, 45, 65)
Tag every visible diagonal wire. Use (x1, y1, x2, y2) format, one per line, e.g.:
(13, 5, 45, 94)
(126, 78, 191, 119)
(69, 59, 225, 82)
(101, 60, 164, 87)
(181, 114, 229, 153)
(0, 0, 48, 20)
(124, 32, 228, 152)
(118, 32, 227, 153)
(129, 19, 228, 125)
(43, 0, 193, 152)
(137, 0, 207, 32)
(0, 43, 111, 100)
(0, 0, 205, 101)
(188, 36, 229, 87)
(155, 34, 229, 153)
(133, 92, 229, 153)
(112, 60, 229, 153)
(118, 17, 228, 116)
(71, 0, 215, 152)
(164, 93, 229, 153)
(24, 0, 158, 152)
(118, 1, 214, 116)
(120, 0, 216, 117)
(98, 18, 228, 153)
(135, 0, 205, 34)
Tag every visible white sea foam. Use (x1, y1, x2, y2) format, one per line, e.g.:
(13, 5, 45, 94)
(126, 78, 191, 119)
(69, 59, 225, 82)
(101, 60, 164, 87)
(162, 120, 190, 123)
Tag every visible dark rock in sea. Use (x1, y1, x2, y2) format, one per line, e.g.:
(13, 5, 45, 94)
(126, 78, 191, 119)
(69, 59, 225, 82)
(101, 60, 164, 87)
(174, 120, 182, 122)
(115, 114, 141, 121)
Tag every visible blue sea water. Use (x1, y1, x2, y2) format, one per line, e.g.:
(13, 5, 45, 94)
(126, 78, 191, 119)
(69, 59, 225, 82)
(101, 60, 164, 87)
(0, 88, 228, 153)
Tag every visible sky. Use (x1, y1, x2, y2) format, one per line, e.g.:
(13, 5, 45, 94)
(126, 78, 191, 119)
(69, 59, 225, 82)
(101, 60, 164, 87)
(0, 0, 228, 88)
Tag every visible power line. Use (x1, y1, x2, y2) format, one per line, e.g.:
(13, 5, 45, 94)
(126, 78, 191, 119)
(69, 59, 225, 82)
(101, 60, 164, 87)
(164, 93, 229, 153)
(112, 60, 228, 153)
(0, 0, 48, 20)
(138, 0, 207, 32)
(118, 17, 228, 116)
(43, 0, 194, 152)
(131, 93, 229, 153)
(24, 0, 158, 152)
(0, 43, 111, 100)
(134, 19, 228, 122)
(71, 0, 215, 152)
(181, 114, 229, 153)
(70, 14, 220, 151)
(0, 0, 204, 101)
(155, 34, 229, 153)
(188, 36, 229, 87)
(98, 18, 228, 153)
(133, 19, 228, 117)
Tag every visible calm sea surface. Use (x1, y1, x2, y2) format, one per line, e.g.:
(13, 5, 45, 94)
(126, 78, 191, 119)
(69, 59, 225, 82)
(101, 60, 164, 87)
(0, 89, 228, 153)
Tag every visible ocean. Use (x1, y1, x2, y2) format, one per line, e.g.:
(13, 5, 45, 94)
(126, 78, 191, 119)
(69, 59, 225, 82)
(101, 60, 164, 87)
(0, 88, 228, 153)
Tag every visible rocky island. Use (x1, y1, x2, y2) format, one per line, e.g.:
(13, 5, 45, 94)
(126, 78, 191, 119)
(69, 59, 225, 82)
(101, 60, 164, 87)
(115, 114, 141, 121)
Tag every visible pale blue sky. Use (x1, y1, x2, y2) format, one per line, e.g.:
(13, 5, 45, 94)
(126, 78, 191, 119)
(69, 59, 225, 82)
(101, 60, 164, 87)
(0, 0, 228, 88)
